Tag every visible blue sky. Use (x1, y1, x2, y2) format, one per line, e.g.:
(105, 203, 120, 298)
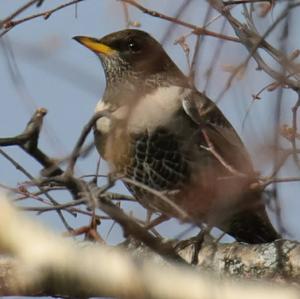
(1, 0, 300, 242)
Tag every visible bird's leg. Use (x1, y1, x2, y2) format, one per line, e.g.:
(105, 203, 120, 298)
(173, 225, 211, 264)
(191, 231, 205, 265)
(191, 225, 211, 265)
(145, 210, 153, 225)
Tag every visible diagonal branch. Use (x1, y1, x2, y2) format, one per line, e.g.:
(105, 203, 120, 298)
(0, 108, 62, 176)
(121, 0, 240, 43)
(0, 0, 89, 38)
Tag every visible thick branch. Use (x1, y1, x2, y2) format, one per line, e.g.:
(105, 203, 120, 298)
(0, 197, 299, 298)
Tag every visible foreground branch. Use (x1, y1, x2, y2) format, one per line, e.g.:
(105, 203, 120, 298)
(0, 194, 299, 298)
(129, 238, 300, 282)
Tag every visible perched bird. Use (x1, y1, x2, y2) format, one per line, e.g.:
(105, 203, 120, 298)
(74, 29, 279, 243)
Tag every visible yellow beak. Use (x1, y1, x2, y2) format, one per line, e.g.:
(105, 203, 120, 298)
(73, 36, 116, 56)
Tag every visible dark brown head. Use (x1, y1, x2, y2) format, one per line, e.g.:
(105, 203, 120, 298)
(73, 29, 184, 87)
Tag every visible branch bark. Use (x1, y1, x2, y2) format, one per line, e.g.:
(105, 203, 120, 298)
(0, 195, 299, 298)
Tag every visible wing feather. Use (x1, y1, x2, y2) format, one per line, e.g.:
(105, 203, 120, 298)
(182, 89, 253, 174)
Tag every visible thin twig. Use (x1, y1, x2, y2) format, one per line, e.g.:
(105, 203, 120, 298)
(160, 0, 194, 45)
(122, 177, 189, 220)
(0, 0, 40, 29)
(291, 91, 300, 168)
(201, 129, 248, 177)
(260, 176, 300, 188)
(0, 148, 73, 231)
(0, 0, 88, 38)
(121, 0, 239, 43)
(21, 198, 86, 213)
(66, 111, 109, 174)
(223, 0, 271, 5)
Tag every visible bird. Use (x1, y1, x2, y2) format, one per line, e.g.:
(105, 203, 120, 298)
(73, 29, 279, 243)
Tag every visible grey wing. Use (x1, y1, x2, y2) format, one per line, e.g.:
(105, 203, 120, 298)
(182, 88, 254, 174)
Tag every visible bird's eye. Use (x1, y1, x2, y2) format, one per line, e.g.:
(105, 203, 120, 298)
(127, 40, 140, 52)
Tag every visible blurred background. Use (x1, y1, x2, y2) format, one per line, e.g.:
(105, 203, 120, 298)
(0, 0, 299, 243)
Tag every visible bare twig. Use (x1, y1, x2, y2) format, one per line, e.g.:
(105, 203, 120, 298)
(0, 108, 62, 176)
(0, 0, 40, 29)
(0, 0, 88, 38)
(121, 0, 240, 43)
(160, 0, 194, 45)
(201, 129, 248, 178)
(223, 0, 271, 5)
(66, 111, 110, 174)
(0, 148, 72, 231)
(21, 198, 86, 213)
(259, 176, 300, 188)
(291, 91, 300, 168)
(122, 177, 189, 220)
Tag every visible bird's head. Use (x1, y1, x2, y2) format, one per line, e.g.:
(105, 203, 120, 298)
(73, 29, 183, 88)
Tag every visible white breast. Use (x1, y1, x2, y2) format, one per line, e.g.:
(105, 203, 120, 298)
(127, 86, 185, 133)
(95, 86, 187, 134)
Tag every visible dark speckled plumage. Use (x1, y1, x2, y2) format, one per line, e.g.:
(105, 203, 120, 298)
(74, 29, 279, 243)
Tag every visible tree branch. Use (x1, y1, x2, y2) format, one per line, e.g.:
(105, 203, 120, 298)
(0, 0, 88, 38)
(0, 197, 299, 297)
(0, 108, 62, 176)
(121, 0, 240, 42)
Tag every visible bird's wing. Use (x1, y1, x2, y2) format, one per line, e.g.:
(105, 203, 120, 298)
(181, 88, 254, 174)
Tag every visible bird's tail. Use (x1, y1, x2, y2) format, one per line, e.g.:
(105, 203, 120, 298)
(214, 188, 280, 243)
(226, 208, 279, 244)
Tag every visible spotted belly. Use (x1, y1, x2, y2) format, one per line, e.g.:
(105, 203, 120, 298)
(120, 128, 193, 214)
(125, 128, 190, 190)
